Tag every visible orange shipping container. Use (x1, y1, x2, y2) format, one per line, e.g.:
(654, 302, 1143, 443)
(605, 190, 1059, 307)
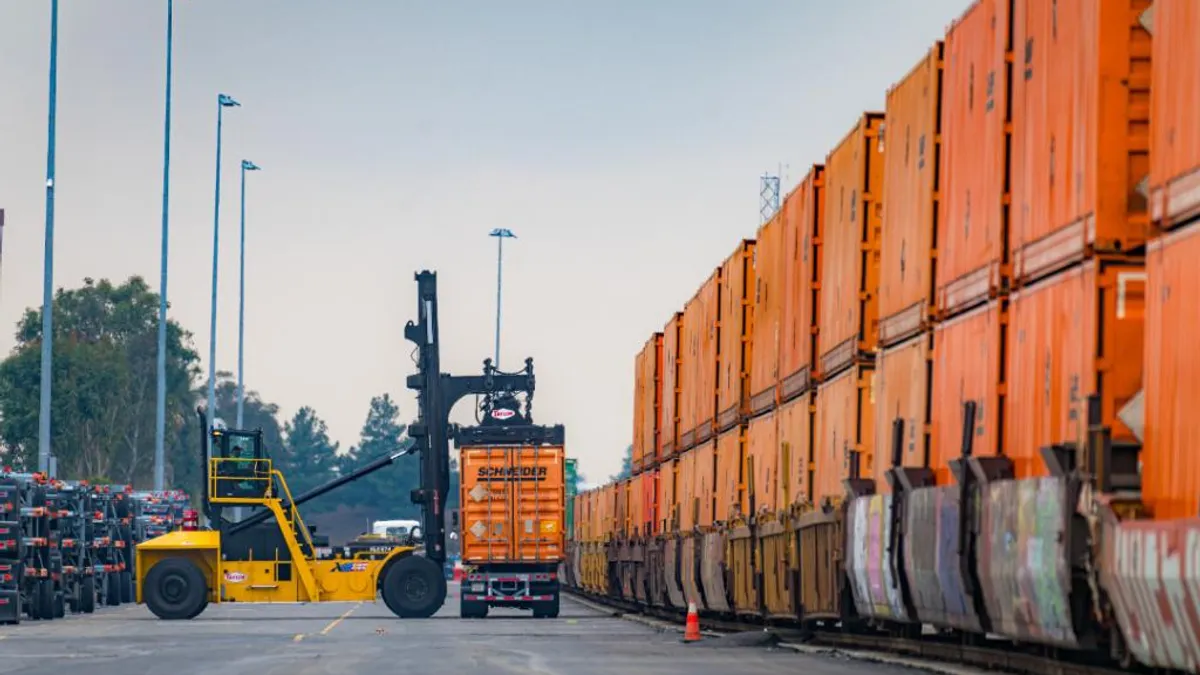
(751, 209, 785, 414)
(1144, 222, 1200, 520)
(638, 333, 663, 471)
(676, 450, 696, 531)
(746, 412, 779, 515)
(781, 167, 825, 399)
(1007, 259, 1145, 479)
(938, 0, 1012, 315)
(880, 44, 944, 345)
(719, 240, 757, 431)
(632, 341, 647, 472)
(660, 313, 683, 458)
(458, 444, 565, 564)
(615, 479, 629, 538)
(929, 301, 1005, 485)
(658, 458, 677, 532)
(872, 332, 933, 493)
(687, 441, 717, 529)
(715, 429, 743, 522)
(681, 271, 721, 450)
(629, 473, 645, 538)
(1149, 0, 1200, 231)
(820, 113, 886, 376)
(777, 394, 812, 508)
(641, 469, 658, 536)
(813, 365, 876, 505)
(1010, 0, 1151, 283)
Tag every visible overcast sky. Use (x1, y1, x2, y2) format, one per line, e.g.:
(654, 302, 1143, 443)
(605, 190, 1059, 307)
(0, 0, 970, 482)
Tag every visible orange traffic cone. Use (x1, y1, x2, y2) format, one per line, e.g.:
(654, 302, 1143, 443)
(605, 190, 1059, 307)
(682, 602, 702, 643)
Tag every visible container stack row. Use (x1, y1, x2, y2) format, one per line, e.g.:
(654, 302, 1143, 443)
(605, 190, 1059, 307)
(564, 2, 1200, 672)
(0, 470, 191, 626)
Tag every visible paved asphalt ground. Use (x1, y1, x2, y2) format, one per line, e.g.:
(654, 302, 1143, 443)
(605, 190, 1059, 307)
(0, 583, 922, 675)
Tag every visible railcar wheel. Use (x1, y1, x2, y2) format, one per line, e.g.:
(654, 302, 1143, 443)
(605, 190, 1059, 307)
(143, 558, 207, 620)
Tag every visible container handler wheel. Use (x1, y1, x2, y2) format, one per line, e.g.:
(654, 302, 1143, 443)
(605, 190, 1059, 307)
(144, 557, 208, 620)
(36, 580, 54, 620)
(80, 576, 95, 614)
(381, 555, 447, 618)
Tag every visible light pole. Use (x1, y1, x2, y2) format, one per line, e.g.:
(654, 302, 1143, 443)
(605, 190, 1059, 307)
(154, 0, 175, 491)
(236, 160, 260, 428)
(206, 93, 240, 450)
(488, 228, 516, 369)
(38, 0, 60, 476)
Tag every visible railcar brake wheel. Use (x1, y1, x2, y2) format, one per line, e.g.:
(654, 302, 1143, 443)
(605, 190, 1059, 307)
(382, 556, 447, 618)
(143, 557, 208, 620)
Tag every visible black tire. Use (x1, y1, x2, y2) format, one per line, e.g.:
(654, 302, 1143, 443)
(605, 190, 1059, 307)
(532, 593, 560, 619)
(186, 596, 209, 620)
(143, 558, 207, 620)
(81, 576, 95, 614)
(105, 574, 121, 606)
(119, 570, 133, 603)
(53, 590, 65, 619)
(381, 556, 447, 618)
(37, 580, 54, 620)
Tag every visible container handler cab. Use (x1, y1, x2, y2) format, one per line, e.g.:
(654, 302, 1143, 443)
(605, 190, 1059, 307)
(135, 269, 545, 620)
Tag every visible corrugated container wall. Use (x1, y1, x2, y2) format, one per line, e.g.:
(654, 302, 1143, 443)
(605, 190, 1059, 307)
(718, 241, 756, 432)
(746, 412, 779, 515)
(781, 167, 825, 399)
(1149, 0, 1200, 232)
(880, 43, 944, 346)
(751, 209, 786, 414)
(814, 365, 876, 504)
(658, 458, 677, 532)
(715, 430, 743, 522)
(660, 313, 683, 458)
(1006, 260, 1145, 479)
(873, 333, 933, 492)
(929, 301, 1005, 485)
(819, 113, 886, 377)
(692, 441, 717, 528)
(1143, 222, 1200, 520)
(1010, 0, 1152, 283)
(676, 450, 696, 531)
(633, 343, 648, 472)
(642, 469, 658, 536)
(777, 394, 812, 507)
(629, 474, 645, 537)
(937, 0, 1012, 316)
(642, 333, 663, 470)
(681, 272, 721, 450)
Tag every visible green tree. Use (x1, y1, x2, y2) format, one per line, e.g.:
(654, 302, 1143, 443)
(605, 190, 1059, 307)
(609, 444, 633, 481)
(0, 276, 200, 487)
(281, 406, 339, 497)
(331, 393, 421, 520)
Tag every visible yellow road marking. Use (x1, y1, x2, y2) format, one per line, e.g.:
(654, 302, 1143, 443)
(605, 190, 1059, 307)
(293, 633, 304, 642)
(319, 603, 361, 636)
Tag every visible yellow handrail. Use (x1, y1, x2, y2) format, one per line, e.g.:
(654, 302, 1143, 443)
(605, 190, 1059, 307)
(270, 470, 316, 552)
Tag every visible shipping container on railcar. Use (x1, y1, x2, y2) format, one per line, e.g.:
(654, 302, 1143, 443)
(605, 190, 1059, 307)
(1149, 0, 1200, 234)
(814, 364, 876, 505)
(781, 167, 825, 400)
(660, 312, 684, 460)
(718, 241, 756, 433)
(714, 427, 743, 523)
(879, 42, 944, 347)
(937, 0, 1014, 318)
(872, 332, 933, 493)
(750, 208, 785, 416)
(633, 333, 663, 474)
(1009, 0, 1151, 284)
(819, 112, 886, 378)
(680, 271, 721, 452)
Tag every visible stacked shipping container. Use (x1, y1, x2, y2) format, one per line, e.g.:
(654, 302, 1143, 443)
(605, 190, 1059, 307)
(569, 1, 1200, 671)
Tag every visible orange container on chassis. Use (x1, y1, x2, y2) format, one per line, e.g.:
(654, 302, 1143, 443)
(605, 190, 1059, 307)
(458, 441, 566, 619)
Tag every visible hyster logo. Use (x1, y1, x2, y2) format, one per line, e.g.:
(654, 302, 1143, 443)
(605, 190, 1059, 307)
(490, 408, 515, 420)
(477, 466, 548, 482)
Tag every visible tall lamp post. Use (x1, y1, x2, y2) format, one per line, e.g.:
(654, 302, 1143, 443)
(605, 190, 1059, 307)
(154, 0, 175, 491)
(206, 93, 241, 449)
(488, 228, 516, 369)
(236, 160, 260, 428)
(38, 0, 60, 475)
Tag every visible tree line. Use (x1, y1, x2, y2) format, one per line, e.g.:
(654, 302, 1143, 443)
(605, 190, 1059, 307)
(0, 275, 442, 521)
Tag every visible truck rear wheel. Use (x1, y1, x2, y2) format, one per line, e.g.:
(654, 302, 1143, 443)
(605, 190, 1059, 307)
(460, 598, 488, 619)
(532, 592, 560, 619)
(382, 556, 446, 618)
(144, 558, 207, 620)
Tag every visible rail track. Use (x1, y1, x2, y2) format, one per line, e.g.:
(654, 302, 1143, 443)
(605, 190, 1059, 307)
(563, 590, 1134, 675)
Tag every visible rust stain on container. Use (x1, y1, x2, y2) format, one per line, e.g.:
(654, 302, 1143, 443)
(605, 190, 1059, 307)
(1144, 222, 1200, 520)
(751, 209, 786, 415)
(660, 313, 684, 459)
(873, 331, 933, 492)
(778, 393, 813, 508)
(1010, 0, 1152, 283)
(929, 300, 1005, 484)
(814, 364, 876, 504)
(746, 412, 778, 516)
(819, 113, 886, 377)
(1150, 0, 1200, 232)
(781, 166, 825, 399)
(633, 333, 663, 473)
(715, 427, 744, 522)
(881, 43, 944, 346)
(938, 0, 1013, 316)
(681, 270, 721, 450)
(718, 240, 757, 432)
(1007, 260, 1145, 479)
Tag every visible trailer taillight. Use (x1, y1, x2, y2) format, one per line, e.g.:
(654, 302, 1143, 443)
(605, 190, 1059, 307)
(182, 509, 199, 531)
